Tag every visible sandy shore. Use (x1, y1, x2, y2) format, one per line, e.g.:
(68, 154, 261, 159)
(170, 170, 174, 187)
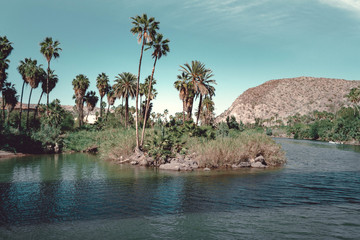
(0, 150, 27, 159)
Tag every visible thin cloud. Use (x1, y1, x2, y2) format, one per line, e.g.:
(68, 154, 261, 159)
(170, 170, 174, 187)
(319, 0, 360, 14)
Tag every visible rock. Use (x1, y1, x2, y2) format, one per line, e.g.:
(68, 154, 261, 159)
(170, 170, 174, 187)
(255, 155, 266, 164)
(251, 162, 267, 168)
(232, 161, 251, 168)
(204, 168, 211, 171)
(139, 158, 149, 166)
(239, 162, 251, 167)
(159, 163, 180, 171)
(130, 161, 138, 165)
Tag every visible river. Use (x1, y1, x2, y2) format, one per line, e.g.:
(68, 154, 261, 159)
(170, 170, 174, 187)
(0, 138, 359, 239)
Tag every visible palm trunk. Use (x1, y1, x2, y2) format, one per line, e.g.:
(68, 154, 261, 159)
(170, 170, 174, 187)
(26, 88, 33, 130)
(34, 91, 44, 121)
(140, 56, 157, 147)
(18, 81, 26, 130)
(186, 96, 194, 121)
(46, 60, 50, 116)
(100, 95, 103, 118)
(105, 101, 110, 121)
(135, 35, 146, 151)
(196, 94, 203, 126)
(6, 107, 10, 124)
(182, 99, 186, 124)
(1, 91, 5, 121)
(125, 96, 129, 128)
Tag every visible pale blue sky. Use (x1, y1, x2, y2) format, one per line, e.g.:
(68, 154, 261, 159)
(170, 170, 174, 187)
(1, 0, 360, 116)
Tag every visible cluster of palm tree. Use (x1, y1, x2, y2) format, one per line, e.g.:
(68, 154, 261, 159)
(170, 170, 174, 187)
(10, 37, 62, 130)
(0, 36, 17, 122)
(130, 13, 170, 151)
(346, 86, 360, 115)
(174, 60, 216, 126)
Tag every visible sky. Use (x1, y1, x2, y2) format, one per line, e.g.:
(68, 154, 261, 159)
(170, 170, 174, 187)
(1, 0, 360, 116)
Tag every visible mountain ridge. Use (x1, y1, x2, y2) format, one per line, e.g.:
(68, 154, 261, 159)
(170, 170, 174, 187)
(215, 76, 360, 124)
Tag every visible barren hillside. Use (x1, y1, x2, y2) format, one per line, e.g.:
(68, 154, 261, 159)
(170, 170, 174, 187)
(215, 77, 360, 124)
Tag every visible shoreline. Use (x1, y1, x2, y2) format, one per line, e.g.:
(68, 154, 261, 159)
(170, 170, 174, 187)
(0, 150, 28, 159)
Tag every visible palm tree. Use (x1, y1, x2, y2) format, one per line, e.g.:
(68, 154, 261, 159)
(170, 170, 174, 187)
(40, 37, 62, 114)
(346, 86, 360, 116)
(2, 82, 18, 123)
(34, 69, 58, 119)
(194, 70, 216, 125)
(180, 60, 214, 125)
(130, 13, 159, 150)
(200, 96, 215, 126)
(113, 72, 136, 128)
(0, 36, 13, 120)
(96, 73, 110, 119)
(84, 91, 99, 122)
(140, 33, 170, 146)
(17, 59, 32, 129)
(72, 74, 90, 127)
(17, 58, 41, 129)
(174, 72, 190, 123)
(106, 88, 116, 121)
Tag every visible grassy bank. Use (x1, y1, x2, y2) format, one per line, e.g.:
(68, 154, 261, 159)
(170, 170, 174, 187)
(187, 131, 285, 168)
(63, 125, 286, 168)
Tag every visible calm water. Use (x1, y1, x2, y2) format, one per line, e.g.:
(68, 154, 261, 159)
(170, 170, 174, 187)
(0, 139, 359, 239)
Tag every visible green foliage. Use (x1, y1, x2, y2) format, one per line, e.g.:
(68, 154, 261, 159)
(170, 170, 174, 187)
(226, 115, 239, 129)
(266, 128, 272, 136)
(217, 122, 229, 137)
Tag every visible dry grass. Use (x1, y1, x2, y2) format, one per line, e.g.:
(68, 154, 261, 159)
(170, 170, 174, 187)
(98, 129, 136, 160)
(187, 131, 286, 168)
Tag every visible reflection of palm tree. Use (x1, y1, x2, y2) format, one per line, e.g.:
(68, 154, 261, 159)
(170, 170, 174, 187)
(72, 74, 90, 127)
(130, 13, 159, 150)
(113, 72, 136, 128)
(40, 37, 61, 113)
(96, 73, 110, 119)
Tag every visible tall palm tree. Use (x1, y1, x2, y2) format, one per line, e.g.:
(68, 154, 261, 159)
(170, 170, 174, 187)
(130, 13, 159, 150)
(180, 60, 214, 125)
(34, 69, 58, 119)
(96, 73, 110, 119)
(26, 65, 43, 129)
(140, 33, 170, 146)
(0, 36, 13, 121)
(40, 37, 62, 114)
(72, 74, 90, 127)
(200, 96, 215, 126)
(106, 88, 116, 121)
(17, 58, 41, 129)
(195, 70, 216, 125)
(84, 91, 99, 122)
(174, 72, 190, 123)
(2, 82, 18, 124)
(113, 72, 136, 128)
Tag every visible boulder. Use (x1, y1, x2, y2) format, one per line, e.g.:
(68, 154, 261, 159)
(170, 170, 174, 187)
(204, 168, 211, 171)
(130, 161, 138, 165)
(232, 162, 251, 168)
(159, 163, 180, 171)
(251, 162, 267, 168)
(255, 155, 266, 165)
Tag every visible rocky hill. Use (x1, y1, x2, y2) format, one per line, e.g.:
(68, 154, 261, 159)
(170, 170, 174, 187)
(215, 77, 360, 124)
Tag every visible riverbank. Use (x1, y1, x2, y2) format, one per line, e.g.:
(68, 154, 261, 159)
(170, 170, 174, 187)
(0, 150, 27, 159)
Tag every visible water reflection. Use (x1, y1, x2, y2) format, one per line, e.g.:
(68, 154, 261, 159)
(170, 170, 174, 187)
(0, 142, 359, 238)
